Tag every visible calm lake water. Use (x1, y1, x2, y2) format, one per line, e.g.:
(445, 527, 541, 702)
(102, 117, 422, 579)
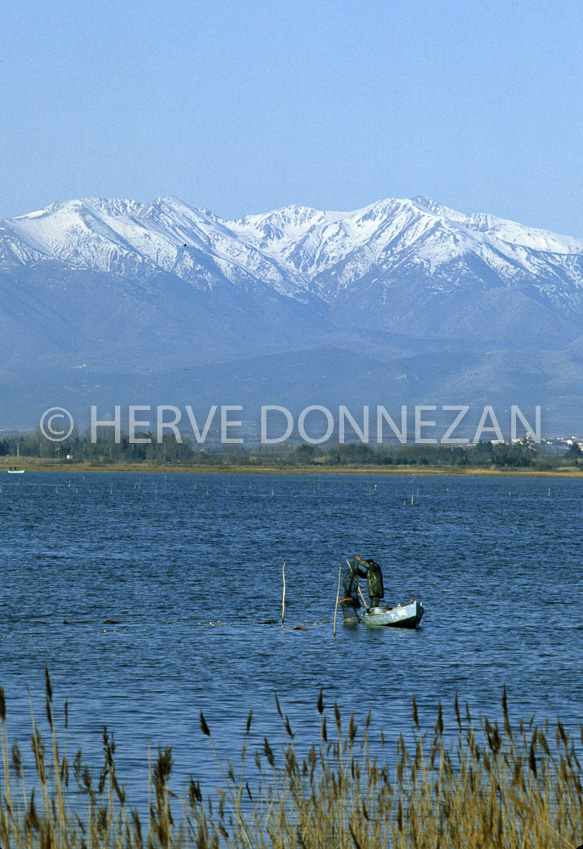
(1, 471, 582, 803)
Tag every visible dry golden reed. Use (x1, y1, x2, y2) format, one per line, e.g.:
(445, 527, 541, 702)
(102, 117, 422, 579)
(0, 676, 582, 848)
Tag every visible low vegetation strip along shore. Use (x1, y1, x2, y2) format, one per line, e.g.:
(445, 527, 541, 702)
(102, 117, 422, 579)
(3, 430, 583, 473)
(1, 676, 582, 848)
(3, 458, 583, 477)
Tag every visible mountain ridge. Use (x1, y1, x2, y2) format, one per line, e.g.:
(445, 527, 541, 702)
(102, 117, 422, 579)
(2, 194, 583, 433)
(5, 194, 583, 298)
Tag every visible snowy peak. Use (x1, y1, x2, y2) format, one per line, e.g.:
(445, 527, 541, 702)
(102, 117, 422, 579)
(409, 195, 583, 254)
(228, 204, 329, 247)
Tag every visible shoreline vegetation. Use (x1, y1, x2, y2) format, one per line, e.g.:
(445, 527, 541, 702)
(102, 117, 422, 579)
(2, 432, 583, 476)
(3, 458, 583, 477)
(1, 677, 582, 848)
(4, 460, 583, 477)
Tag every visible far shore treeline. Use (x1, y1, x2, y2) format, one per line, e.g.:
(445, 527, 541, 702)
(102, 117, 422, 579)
(1, 429, 583, 471)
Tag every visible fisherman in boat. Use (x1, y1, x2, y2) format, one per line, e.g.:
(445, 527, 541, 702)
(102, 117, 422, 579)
(359, 556, 385, 608)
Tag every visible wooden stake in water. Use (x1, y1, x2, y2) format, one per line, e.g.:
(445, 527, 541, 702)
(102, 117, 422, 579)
(281, 562, 286, 628)
(334, 564, 342, 637)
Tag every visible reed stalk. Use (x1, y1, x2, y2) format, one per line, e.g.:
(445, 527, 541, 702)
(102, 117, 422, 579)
(0, 680, 582, 848)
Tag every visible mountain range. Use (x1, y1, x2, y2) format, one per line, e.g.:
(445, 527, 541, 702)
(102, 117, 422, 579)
(2, 194, 583, 436)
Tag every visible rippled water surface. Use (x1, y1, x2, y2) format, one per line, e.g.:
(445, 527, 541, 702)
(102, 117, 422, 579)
(1, 471, 582, 799)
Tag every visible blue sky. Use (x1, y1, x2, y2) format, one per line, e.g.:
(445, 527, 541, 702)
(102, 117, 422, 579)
(2, 0, 583, 235)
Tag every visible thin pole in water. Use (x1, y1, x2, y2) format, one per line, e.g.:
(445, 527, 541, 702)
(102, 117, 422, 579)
(334, 564, 342, 637)
(281, 562, 286, 628)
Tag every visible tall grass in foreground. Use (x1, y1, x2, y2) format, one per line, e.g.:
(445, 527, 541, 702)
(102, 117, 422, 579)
(1, 673, 582, 848)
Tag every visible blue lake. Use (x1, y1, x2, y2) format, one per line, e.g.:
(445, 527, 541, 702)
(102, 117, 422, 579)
(1, 471, 582, 802)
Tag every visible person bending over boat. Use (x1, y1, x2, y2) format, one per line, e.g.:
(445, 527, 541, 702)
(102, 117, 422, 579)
(339, 556, 367, 621)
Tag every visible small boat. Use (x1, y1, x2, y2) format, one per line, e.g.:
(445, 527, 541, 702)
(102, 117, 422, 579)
(7, 469, 25, 474)
(361, 599, 424, 629)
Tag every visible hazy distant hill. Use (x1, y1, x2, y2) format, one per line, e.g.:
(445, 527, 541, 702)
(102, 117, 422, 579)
(2, 195, 583, 435)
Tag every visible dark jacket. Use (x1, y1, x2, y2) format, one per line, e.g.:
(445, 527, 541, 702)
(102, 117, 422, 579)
(342, 557, 366, 602)
(366, 560, 384, 600)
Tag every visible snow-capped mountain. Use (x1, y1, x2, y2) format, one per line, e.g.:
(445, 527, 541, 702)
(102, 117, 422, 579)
(4, 194, 583, 304)
(2, 195, 583, 432)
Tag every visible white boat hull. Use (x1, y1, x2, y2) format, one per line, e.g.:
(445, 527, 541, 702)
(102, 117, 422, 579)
(361, 600, 424, 629)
